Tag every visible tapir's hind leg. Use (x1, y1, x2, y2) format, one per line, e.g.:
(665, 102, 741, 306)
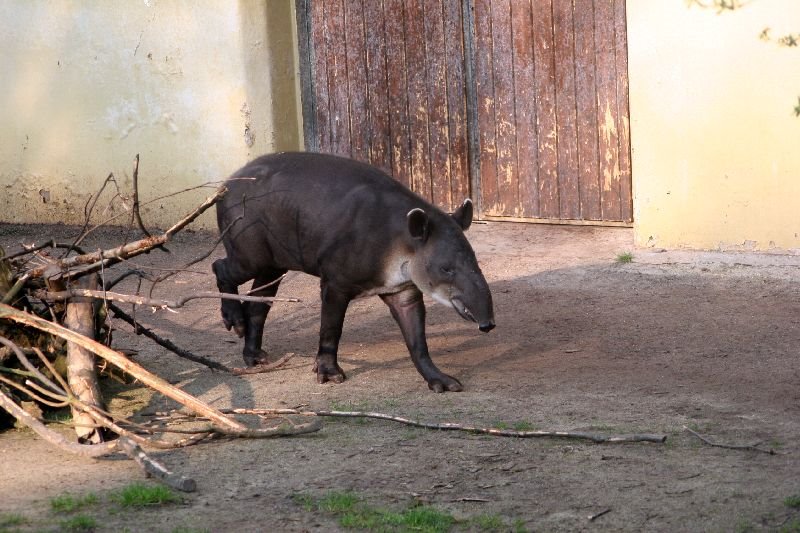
(242, 269, 286, 366)
(212, 257, 250, 338)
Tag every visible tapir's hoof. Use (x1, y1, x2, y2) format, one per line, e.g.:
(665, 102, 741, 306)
(243, 349, 271, 367)
(312, 360, 346, 384)
(427, 375, 463, 393)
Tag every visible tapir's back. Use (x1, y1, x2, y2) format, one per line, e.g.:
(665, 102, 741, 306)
(216, 152, 432, 281)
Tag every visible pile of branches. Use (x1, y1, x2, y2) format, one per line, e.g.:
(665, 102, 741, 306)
(0, 157, 315, 490)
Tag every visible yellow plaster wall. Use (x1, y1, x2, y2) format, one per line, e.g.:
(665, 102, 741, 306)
(627, 0, 800, 251)
(0, 0, 302, 229)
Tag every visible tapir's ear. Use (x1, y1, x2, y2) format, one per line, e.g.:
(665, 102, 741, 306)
(451, 199, 473, 231)
(407, 208, 429, 242)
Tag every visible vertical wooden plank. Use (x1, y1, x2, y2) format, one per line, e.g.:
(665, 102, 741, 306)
(326, 0, 351, 156)
(532, 0, 560, 218)
(512, 0, 539, 218)
(573, 0, 601, 220)
(365, 0, 391, 173)
(344, 0, 369, 162)
(405, 0, 433, 200)
(384, 0, 412, 189)
(473, 0, 499, 214)
(444, 0, 470, 207)
(614, 0, 633, 222)
(553, 0, 580, 219)
(424, 0, 452, 209)
(309, 0, 331, 152)
(295, 0, 316, 151)
(594, 0, 622, 221)
(490, 0, 519, 216)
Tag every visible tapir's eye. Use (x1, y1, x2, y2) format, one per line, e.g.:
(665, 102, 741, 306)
(440, 266, 455, 276)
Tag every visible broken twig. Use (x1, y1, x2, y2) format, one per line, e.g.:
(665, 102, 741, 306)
(683, 426, 776, 455)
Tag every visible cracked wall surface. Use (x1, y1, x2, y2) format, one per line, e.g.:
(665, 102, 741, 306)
(627, 1, 800, 252)
(0, 0, 302, 229)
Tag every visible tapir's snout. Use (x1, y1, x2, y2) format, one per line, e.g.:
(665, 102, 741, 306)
(479, 321, 495, 333)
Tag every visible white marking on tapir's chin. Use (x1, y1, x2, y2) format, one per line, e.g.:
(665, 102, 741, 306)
(430, 291, 456, 310)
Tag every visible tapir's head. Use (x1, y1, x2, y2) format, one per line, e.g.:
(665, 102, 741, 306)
(406, 199, 495, 333)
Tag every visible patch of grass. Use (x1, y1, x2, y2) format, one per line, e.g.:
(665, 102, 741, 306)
(615, 251, 634, 264)
(59, 514, 97, 532)
(512, 518, 528, 533)
(513, 421, 535, 431)
(785, 494, 800, 508)
(780, 519, 800, 533)
(296, 491, 454, 532)
(319, 491, 360, 514)
(171, 528, 211, 533)
(493, 421, 509, 430)
(111, 482, 180, 508)
(471, 513, 506, 531)
(50, 493, 98, 513)
(0, 513, 27, 528)
(734, 518, 755, 533)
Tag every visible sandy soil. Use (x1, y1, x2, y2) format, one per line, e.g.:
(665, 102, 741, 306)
(1, 221, 799, 532)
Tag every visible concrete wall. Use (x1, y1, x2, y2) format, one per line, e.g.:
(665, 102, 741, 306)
(0, 0, 302, 229)
(627, 0, 800, 251)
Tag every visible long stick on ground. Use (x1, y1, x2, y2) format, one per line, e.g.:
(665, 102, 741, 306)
(683, 426, 775, 455)
(0, 302, 245, 433)
(218, 408, 668, 444)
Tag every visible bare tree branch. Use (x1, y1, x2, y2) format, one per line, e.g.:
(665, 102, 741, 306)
(213, 408, 668, 444)
(35, 288, 300, 309)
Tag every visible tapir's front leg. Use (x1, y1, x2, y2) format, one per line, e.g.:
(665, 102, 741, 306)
(381, 287, 463, 393)
(314, 281, 351, 384)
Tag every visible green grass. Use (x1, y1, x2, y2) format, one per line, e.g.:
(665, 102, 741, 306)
(785, 494, 800, 508)
(111, 482, 180, 507)
(615, 251, 634, 264)
(513, 421, 535, 431)
(780, 519, 800, 533)
(295, 490, 454, 532)
(0, 513, 27, 529)
(50, 493, 99, 513)
(58, 514, 97, 532)
(471, 513, 505, 531)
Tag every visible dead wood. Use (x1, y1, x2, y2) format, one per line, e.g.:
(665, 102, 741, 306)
(0, 302, 246, 433)
(0, 386, 118, 458)
(118, 437, 196, 492)
(36, 288, 300, 309)
(64, 274, 106, 443)
(23, 185, 227, 283)
(683, 425, 776, 455)
(213, 408, 668, 444)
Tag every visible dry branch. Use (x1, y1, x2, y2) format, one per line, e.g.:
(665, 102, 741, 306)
(118, 437, 196, 492)
(23, 185, 227, 283)
(0, 302, 245, 433)
(0, 387, 118, 458)
(216, 408, 668, 444)
(36, 288, 300, 309)
(683, 426, 776, 455)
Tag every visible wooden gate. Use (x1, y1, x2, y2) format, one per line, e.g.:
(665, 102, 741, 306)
(297, 0, 632, 224)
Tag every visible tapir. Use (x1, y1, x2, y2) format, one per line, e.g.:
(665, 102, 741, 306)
(213, 152, 495, 392)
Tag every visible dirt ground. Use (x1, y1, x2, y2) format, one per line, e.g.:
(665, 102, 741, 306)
(1, 221, 800, 532)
